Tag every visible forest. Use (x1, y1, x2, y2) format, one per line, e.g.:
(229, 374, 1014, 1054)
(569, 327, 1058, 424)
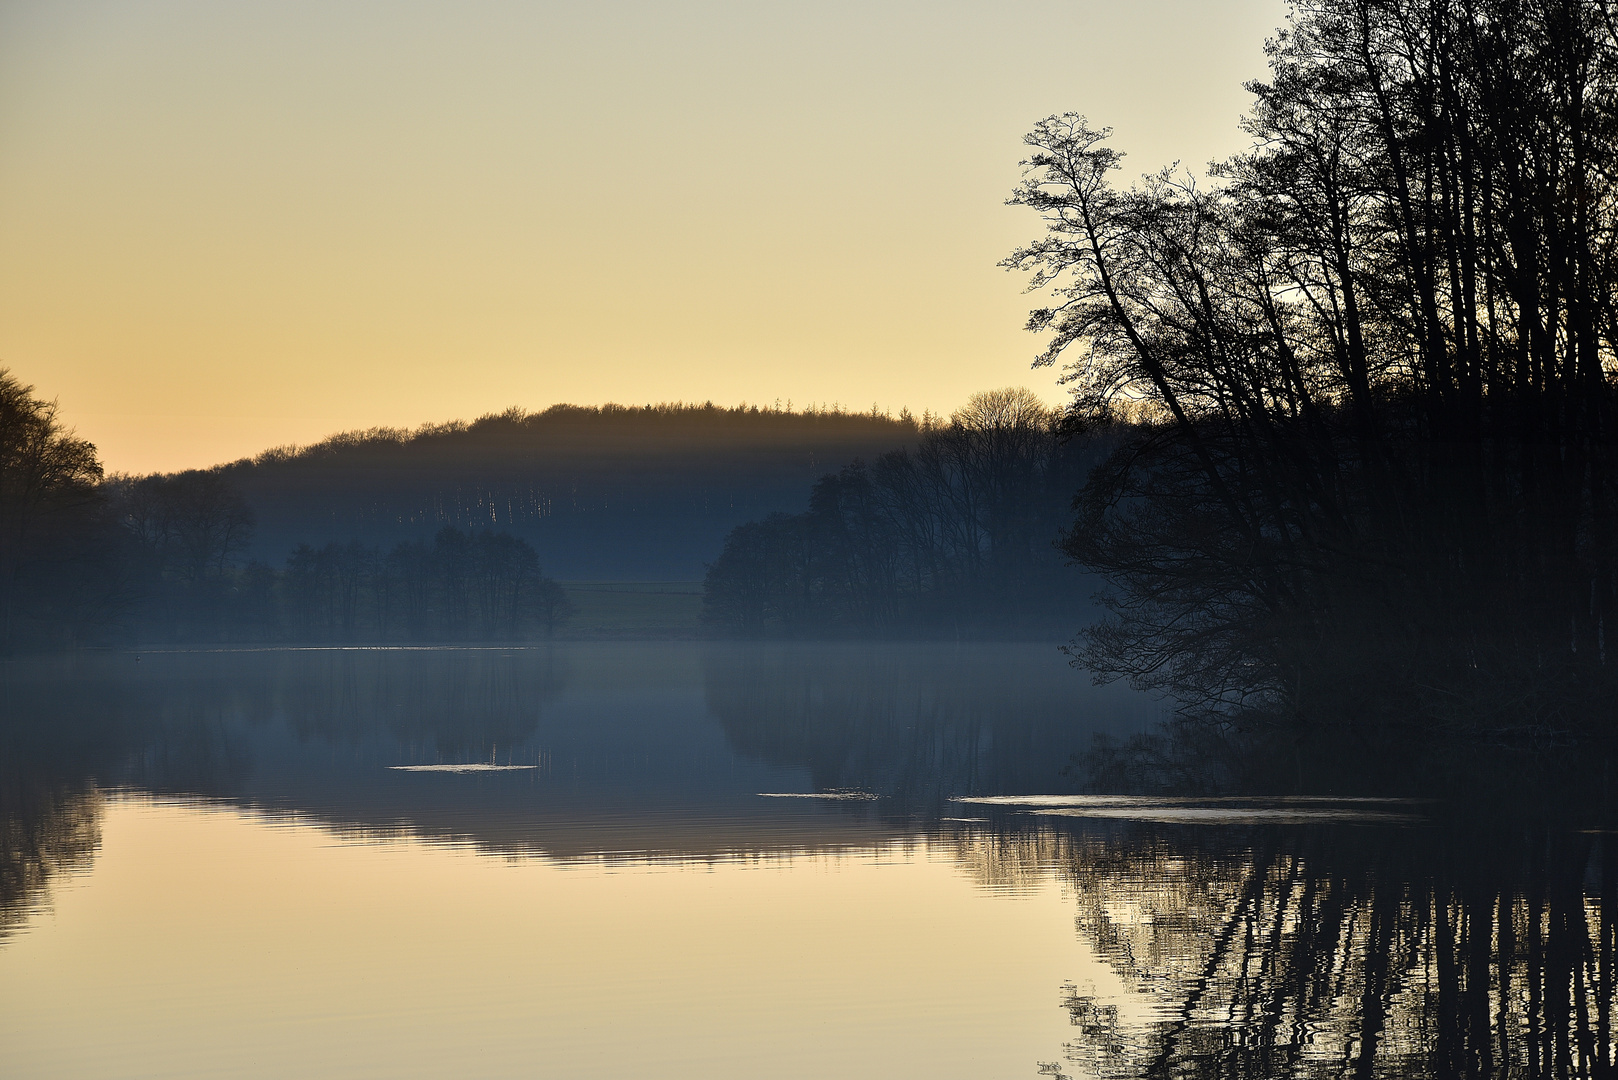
(700, 388, 1105, 636)
(0, 383, 576, 646)
(993, 0, 1618, 737)
(0, 372, 940, 647)
(217, 401, 917, 580)
(5, 361, 1118, 647)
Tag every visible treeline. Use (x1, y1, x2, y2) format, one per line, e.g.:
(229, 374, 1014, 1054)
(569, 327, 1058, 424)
(218, 401, 919, 580)
(702, 388, 1103, 636)
(281, 529, 571, 642)
(1005, 0, 1618, 735)
(0, 376, 571, 649)
(130, 503, 573, 645)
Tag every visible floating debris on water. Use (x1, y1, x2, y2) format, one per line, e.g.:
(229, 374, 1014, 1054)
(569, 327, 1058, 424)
(756, 791, 878, 801)
(389, 764, 538, 773)
(1028, 806, 1423, 825)
(950, 794, 1429, 807)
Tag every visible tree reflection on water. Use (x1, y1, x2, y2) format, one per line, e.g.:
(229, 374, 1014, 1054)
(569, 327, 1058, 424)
(1, 646, 1615, 1077)
(0, 779, 99, 943)
(964, 817, 1613, 1079)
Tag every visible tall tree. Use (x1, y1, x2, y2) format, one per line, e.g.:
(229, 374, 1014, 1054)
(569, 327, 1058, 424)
(1007, 0, 1618, 732)
(0, 370, 108, 650)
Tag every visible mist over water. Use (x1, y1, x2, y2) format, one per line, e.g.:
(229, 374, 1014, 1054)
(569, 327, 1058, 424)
(0, 643, 1155, 865)
(1, 643, 1613, 1078)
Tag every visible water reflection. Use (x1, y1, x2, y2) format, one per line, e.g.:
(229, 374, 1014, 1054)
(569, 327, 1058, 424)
(0, 659, 127, 941)
(0, 779, 99, 942)
(943, 815, 1610, 1080)
(0, 645, 1614, 1078)
(705, 641, 1158, 811)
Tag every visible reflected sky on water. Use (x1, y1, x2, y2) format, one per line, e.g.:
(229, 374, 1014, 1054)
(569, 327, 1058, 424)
(1, 644, 1613, 1079)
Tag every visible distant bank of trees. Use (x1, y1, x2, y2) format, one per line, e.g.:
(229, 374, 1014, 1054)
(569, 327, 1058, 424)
(702, 389, 1104, 636)
(216, 401, 919, 580)
(136, 518, 572, 646)
(281, 529, 572, 642)
(0, 370, 571, 650)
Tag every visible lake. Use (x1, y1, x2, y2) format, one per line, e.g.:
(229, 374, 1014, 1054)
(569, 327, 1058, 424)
(0, 643, 1612, 1079)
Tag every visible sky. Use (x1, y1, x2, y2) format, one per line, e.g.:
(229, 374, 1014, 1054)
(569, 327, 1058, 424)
(0, 0, 1288, 474)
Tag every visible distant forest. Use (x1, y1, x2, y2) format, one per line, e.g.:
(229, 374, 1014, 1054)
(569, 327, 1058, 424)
(0, 373, 580, 647)
(701, 388, 1103, 636)
(5, 374, 1026, 648)
(219, 403, 917, 580)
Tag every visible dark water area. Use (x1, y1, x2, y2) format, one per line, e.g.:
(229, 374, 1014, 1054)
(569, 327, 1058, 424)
(1, 644, 1615, 1078)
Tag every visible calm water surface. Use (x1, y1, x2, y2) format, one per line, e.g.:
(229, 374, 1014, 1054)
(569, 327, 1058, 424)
(0, 643, 1613, 1079)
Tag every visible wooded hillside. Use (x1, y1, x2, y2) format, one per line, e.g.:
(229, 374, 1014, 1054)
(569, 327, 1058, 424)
(215, 403, 920, 580)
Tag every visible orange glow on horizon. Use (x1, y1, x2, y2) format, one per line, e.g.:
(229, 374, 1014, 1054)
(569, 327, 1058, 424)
(0, 0, 1287, 474)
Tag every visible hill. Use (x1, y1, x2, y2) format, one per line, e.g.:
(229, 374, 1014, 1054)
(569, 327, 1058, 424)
(215, 403, 920, 580)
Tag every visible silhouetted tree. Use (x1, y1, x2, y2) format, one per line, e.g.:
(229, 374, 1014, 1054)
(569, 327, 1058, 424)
(384, 539, 434, 639)
(702, 513, 812, 632)
(120, 471, 253, 582)
(531, 575, 575, 636)
(0, 370, 119, 651)
(284, 542, 372, 641)
(1007, 0, 1618, 733)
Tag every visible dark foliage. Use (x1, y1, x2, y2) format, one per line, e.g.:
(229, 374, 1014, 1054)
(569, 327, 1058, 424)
(282, 528, 573, 642)
(0, 381, 575, 644)
(107, 523, 572, 645)
(1, 374, 927, 647)
(0, 369, 129, 652)
(216, 402, 919, 581)
(1007, 0, 1618, 735)
(702, 389, 1107, 636)
(107, 470, 257, 642)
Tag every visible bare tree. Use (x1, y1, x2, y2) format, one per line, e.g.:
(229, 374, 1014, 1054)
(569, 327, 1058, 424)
(1007, 0, 1618, 733)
